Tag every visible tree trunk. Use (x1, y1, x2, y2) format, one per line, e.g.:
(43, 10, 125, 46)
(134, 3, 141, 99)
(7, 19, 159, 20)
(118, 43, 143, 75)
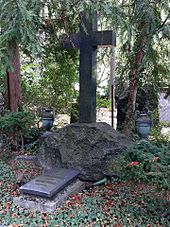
(0, 93, 4, 115)
(7, 40, 22, 112)
(110, 47, 116, 129)
(123, 36, 146, 136)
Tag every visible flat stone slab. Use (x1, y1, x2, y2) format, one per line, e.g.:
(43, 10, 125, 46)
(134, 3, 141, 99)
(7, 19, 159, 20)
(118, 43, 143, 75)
(14, 179, 85, 213)
(20, 168, 80, 198)
(15, 155, 38, 162)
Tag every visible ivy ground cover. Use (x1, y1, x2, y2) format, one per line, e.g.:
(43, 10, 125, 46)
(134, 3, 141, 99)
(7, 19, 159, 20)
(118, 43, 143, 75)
(0, 159, 169, 226)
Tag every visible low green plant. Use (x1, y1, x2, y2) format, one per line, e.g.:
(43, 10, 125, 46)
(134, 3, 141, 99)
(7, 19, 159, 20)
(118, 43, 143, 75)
(23, 126, 42, 154)
(114, 142, 170, 189)
(97, 96, 111, 109)
(0, 111, 35, 151)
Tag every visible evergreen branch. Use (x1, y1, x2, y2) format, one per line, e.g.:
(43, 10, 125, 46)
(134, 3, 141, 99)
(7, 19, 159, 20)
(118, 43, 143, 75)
(71, 0, 82, 8)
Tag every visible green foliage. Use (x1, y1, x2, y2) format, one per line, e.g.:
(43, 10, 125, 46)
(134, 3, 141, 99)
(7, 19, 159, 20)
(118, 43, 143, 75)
(97, 96, 111, 109)
(24, 126, 41, 144)
(0, 111, 35, 149)
(0, 0, 42, 72)
(115, 0, 169, 132)
(21, 48, 79, 113)
(0, 111, 34, 135)
(0, 0, 169, 119)
(117, 142, 170, 189)
(42, 48, 79, 112)
(23, 126, 41, 154)
(21, 62, 42, 109)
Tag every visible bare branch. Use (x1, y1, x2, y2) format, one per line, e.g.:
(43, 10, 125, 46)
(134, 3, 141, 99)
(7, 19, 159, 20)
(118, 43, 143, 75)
(157, 13, 170, 32)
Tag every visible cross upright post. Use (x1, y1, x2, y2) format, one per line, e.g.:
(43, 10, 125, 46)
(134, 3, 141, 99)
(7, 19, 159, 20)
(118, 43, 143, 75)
(62, 13, 116, 123)
(79, 13, 97, 123)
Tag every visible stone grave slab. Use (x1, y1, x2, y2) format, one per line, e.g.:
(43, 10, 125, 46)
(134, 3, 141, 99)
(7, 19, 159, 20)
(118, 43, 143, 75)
(20, 168, 80, 198)
(14, 179, 85, 213)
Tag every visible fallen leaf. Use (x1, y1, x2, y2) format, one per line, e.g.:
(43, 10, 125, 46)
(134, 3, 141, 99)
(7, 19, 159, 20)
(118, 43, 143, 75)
(70, 214, 75, 218)
(6, 201, 11, 209)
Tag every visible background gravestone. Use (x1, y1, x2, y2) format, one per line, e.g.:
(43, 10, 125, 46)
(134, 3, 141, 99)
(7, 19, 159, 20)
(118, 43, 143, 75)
(159, 92, 170, 123)
(38, 122, 132, 181)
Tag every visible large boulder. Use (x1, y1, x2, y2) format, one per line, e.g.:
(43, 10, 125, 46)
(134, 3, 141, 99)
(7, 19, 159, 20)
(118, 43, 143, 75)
(38, 122, 131, 181)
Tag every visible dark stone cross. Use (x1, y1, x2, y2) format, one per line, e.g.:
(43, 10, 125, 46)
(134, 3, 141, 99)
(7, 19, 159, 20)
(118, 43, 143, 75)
(62, 13, 116, 123)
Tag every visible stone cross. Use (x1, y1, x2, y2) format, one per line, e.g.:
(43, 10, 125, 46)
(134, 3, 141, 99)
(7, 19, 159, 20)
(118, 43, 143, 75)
(62, 13, 116, 123)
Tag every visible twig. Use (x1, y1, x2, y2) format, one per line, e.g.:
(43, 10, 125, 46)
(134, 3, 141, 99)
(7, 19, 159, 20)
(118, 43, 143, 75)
(157, 13, 170, 33)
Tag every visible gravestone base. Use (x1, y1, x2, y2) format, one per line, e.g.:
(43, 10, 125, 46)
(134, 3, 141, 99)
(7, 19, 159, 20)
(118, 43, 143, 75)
(38, 122, 131, 181)
(13, 179, 85, 213)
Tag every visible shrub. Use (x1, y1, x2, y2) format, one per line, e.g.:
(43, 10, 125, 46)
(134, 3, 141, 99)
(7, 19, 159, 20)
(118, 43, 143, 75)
(115, 142, 170, 190)
(0, 111, 35, 151)
(23, 126, 42, 154)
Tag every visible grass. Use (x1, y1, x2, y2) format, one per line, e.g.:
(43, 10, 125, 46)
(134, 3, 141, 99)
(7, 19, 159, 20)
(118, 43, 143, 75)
(0, 156, 169, 226)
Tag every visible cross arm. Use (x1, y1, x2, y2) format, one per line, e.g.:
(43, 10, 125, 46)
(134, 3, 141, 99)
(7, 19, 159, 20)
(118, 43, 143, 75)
(61, 34, 81, 48)
(93, 30, 116, 47)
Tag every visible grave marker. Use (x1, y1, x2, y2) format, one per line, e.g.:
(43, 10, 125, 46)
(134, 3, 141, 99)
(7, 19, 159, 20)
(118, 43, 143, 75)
(20, 168, 80, 198)
(62, 13, 116, 123)
(16, 13, 116, 210)
(159, 92, 170, 123)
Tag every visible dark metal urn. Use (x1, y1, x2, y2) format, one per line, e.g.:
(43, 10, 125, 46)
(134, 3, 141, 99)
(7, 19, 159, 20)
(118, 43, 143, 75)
(135, 112, 152, 140)
(40, 108, 54, 131)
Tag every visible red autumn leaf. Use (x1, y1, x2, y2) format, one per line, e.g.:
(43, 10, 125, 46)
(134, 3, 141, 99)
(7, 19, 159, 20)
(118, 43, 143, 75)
(43, 221, 49, 227)
(42, 213, 49, 220)
(70, 195, 81, 202)
(107, 190, 114, 195)
(56, 207, 61, 212)
(11, 213, 18, 218)
(70, 214, 75, 218)
(10, 190, 18, 196)
(106, 182, 113, 189)
(65, 200, 74, 206)
(113, 223, 124, 227)
(115, 182, 125, 187)
(138, 183, 145, 189)
(6, 201, 11, 209)
(0, 210, 7, 214)
(126, 161, 140, 167)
